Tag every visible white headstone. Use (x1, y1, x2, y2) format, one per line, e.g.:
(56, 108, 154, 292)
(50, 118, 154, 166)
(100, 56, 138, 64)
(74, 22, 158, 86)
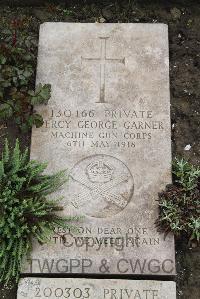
(25, 23, 175, 275)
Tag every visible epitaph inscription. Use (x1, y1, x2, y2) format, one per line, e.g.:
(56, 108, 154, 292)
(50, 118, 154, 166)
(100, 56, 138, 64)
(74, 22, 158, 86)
(82, 37, 125, 103)
(27, 23, 175, 275)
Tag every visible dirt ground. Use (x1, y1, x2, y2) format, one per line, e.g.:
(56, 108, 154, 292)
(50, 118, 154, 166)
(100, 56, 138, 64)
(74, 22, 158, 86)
(0, 1, 199, 299)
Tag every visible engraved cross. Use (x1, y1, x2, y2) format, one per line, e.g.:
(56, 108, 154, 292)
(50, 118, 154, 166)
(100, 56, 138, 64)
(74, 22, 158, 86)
(81, 37, 125, 103)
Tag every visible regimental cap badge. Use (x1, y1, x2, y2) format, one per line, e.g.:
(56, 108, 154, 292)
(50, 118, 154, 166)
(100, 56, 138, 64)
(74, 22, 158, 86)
(86, 160, 114, 183)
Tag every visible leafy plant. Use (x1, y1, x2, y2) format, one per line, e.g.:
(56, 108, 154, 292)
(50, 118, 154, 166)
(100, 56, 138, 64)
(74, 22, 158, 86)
(0, 139, 78, 284)
(0, 17, 51, 131)
(156, 158, 200, 245)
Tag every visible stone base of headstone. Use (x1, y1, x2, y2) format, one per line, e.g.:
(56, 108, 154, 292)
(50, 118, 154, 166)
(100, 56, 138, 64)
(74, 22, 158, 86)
(17, 277, 176, 299)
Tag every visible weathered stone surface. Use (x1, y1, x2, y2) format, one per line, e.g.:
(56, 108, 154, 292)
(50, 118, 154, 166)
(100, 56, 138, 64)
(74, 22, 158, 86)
(25, 23, 175, 275)
(17, 278, 176, 299)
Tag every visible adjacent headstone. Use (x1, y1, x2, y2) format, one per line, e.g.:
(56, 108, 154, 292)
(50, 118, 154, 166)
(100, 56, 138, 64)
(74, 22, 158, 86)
(25, 23, 175, 275)
(17, 278, 176, 299)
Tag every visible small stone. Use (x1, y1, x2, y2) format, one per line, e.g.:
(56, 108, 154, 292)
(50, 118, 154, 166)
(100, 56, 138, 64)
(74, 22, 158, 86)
(99, 17, 106, 23)
(33, 8, 52, 22)
(184, 144, 192, 151)
(171, 7, 182, 20)
(102, 7, 114, 20)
